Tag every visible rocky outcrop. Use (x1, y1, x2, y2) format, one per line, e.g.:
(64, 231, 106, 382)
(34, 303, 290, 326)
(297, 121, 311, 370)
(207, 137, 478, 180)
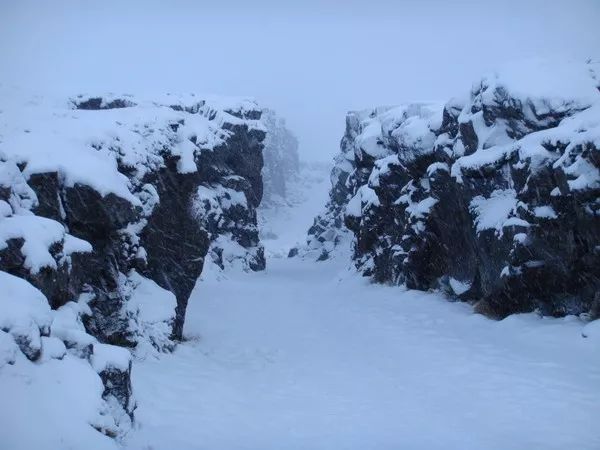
(314, 60, 600, 319)
(305, 109, 377, 260)
(0, 91, 266, 436)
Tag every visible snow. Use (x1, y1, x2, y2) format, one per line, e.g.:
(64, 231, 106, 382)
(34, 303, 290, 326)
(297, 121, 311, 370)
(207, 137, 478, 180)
(91, 342, 132, 373)
(0, 212, 92, 274)
(0, 88, 263, 206)
(451, 61, 600, 187)
(0, 271, 51, 358)
(346, 185, 380, 219)
(125, 255, 600, 450)
(126, 271, 177, 326)
(0, 351, 120, 450)
(480, 60, 599, 108)
(0, 199, 11, 217)
(3, 59, 599, 448)
(192, 184, 248, 223)
(258, 162, 331, 258)
(122, 271, 177, 354)
(0, 215, 62, 273)
(426, 161, 449, 176)
(355, 118, 390, 159)
(405, 196, 438, 219)
(124, 171, 600, 450)
(581, 320, 600, 342)
(451, 144, 514, 180)
(469, 189, 517, 233)
(50, 301, 96, 348)
(208, 234, 258, 272)
(0, 330, 18, 367)
(62, 232, 94, 255)
(0, 274, 124, 449)
(369, 154, 400, 187)
(533, 205, 558, 219)
(391, 113, 438, 157)
(351, 103, 443, 162)
(502, 216, 530, 228)
(39, 336, 67, 362)
(449, 277, 471, 295)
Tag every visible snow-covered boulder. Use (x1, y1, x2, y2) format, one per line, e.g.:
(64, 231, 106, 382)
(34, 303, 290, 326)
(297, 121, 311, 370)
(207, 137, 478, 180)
(313, 60, 600, 319)
(0, 272, 135, 442)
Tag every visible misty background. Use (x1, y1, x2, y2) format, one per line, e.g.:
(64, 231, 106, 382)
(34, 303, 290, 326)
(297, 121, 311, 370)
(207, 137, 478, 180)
(1, 0, 598, 161)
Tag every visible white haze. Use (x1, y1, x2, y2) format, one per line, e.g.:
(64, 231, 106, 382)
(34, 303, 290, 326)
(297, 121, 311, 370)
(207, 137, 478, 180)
(1, 0, 598, 161)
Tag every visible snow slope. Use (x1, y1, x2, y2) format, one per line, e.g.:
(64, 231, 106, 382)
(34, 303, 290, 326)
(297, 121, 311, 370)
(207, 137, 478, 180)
(125, 164, 600, 450)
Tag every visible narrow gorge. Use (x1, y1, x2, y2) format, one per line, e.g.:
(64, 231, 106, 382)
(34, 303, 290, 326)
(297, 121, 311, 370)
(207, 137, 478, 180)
(0, 11, 598, 447)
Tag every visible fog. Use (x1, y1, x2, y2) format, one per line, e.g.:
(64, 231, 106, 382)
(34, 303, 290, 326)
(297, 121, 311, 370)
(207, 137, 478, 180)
(1, 0, 598, 161)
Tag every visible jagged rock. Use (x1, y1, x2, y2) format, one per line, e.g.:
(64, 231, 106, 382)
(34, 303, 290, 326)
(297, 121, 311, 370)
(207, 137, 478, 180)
(314, 60, 600, 319)
(305, 113, 358, 259)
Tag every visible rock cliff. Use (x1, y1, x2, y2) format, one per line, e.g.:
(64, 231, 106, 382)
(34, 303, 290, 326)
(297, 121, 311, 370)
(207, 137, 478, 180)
(311, 60, 600, 319)
(0, 91, 266, 436)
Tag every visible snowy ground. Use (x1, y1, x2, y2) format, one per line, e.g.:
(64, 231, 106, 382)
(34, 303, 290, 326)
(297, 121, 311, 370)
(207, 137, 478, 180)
(125, 164, 600, 450)
(258, 161, 331, 258)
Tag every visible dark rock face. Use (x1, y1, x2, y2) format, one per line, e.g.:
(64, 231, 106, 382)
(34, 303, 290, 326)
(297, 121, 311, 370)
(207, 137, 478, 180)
(314, 61, 600, 319)
(98, 362, 135, 423)
(0, 93, 267, 432)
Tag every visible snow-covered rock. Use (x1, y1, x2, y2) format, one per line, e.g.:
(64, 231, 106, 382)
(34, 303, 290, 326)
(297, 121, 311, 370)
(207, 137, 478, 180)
(0, 89, 267, 437)
(313, 60, 600, 319)
(0, 271, 51, 360)
(0, 272, 135, 443)
(0, 89, 266, 338)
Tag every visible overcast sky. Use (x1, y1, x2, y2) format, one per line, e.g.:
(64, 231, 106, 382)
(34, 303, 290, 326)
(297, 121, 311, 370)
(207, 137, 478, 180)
(1, 0, 599, 161)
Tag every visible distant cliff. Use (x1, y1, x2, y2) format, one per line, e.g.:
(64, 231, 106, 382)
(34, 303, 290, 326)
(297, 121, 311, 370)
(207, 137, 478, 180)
(261, 109, 300, 206)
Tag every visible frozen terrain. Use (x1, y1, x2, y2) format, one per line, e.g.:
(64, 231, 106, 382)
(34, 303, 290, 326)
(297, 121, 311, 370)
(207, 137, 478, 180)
(258, 161, 331, 258)
(125, 166, 600, 450)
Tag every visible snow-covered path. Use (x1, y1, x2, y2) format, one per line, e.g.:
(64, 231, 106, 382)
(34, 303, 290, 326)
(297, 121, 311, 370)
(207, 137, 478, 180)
(124, 163, 599, 450)
(126, 255, 599, 450)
